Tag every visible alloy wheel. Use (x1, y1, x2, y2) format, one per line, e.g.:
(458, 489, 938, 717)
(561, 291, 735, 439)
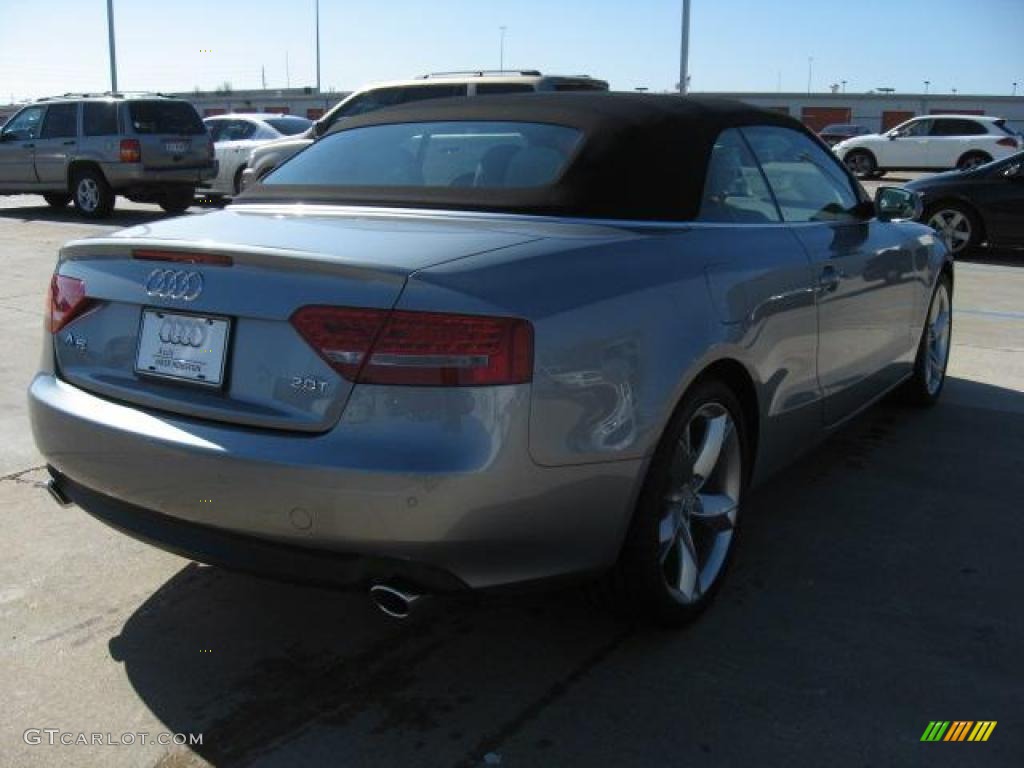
(76, 178, 99, 213)
(924, 282, 952, 395)
(658, 403, 741, 604)
(927, 209, 972, 254)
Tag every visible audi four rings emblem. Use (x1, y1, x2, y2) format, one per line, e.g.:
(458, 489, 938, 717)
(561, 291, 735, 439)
(158, 317, 208, 348)
(145, 268, 203, 301)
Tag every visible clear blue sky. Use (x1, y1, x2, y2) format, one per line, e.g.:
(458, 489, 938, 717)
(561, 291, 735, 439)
(1, 0, 1022, 102)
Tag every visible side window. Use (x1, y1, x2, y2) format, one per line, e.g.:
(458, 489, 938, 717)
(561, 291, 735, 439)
(83, 101, 119, 136)
(476, 83, 534, 95)
(2, 106, 46, 140)
(41, 103, 78, 139)
(204, 120, 224, 142)
(932, 118, 986, 136)
(219, 120, 257, 141)
(742, 125, 860, 223)
(900, 119, 932, 137)
(333, 88, 403, 121)
(698, 128, 780, 223)
(396, 85, 468, 104)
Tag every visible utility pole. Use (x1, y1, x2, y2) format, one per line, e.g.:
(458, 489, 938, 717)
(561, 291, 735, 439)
(286, 51, 290, 88)
(841, 79, 847, 93)
(924, 80, 930, 95)
(679, 0, 691, 94)
(261, 66, 266, 90)
(315, 0, 321, 93)
(106, 0, 118, 92)
(499, 26, 506, 71)
(806, 56, 813, 94)
(1014, 82, 1018, 96)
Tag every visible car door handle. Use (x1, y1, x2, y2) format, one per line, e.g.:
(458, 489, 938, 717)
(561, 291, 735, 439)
(818, 265, 841, 294)
(62, 140, 76, 146)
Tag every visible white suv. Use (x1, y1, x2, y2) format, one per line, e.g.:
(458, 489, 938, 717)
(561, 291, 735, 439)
(834, 115, 1021, 179)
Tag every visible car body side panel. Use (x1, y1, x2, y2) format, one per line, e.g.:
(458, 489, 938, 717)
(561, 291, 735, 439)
(404, 222, 823, 483)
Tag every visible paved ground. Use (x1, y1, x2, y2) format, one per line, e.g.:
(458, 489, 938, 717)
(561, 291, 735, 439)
(1, 193, 1022, 767)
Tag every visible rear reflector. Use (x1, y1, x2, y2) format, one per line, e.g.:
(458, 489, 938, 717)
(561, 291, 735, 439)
(996, 137, 1019, 148)
(133, 249, 233, 266)
(47, 274, 95, 334)
(120, 139, 141, 163)
(290, 306, 533, 386)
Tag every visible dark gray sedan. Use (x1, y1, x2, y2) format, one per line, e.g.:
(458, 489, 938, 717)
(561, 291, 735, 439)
(29, 94, 952, 626)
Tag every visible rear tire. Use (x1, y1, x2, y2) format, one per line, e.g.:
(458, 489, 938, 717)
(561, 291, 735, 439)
(844, 149, 877, 179)
(609, 379, 749, 628)
(71, 167, 115, 219)
(159, 188, 195, 214)
(957, 151, 991, 171)
(43, 192, 71, 208)
(902, 274, 953, 406)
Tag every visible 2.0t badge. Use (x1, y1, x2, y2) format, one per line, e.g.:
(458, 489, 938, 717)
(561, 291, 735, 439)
(145, 269, 203, 301)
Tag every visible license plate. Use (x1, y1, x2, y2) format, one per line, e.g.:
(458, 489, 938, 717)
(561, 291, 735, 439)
(164, 141, 189, 153)
(135, 310, 230, 387)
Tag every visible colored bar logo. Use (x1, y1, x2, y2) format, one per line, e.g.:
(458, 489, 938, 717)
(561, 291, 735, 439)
(921, 721, 997, 742)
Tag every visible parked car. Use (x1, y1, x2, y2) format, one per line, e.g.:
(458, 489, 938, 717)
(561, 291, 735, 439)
(818, 123, 870, 146)
(200, 113, 311, 199)
(238, 70, 608, 191)
(30, 94, 951, 627)
(834, 115, 1021, 179)
(0, 93, 214, 217)
(905, 151, 1024, 255)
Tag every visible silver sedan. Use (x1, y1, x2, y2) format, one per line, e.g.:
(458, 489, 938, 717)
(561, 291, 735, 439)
(200, 113, 311, 198)
(29, 94, 952, 626)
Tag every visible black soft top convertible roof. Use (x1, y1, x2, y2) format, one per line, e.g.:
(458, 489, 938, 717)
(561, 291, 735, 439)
(240, 92, 816, 221)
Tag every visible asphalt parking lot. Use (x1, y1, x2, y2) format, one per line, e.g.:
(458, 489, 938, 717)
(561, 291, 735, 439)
(1, 189, 1022, 767)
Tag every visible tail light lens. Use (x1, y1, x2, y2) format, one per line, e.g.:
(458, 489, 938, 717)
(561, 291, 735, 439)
(996, 137, 1020, 148)
(290, 306, 533, 386)
(120, 139, 141, 163)
(47, 274, 95, 333)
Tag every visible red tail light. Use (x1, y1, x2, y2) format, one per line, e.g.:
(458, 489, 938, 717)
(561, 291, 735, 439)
(290, 306, 533, 386)
(47, 274, 95, 333)
(996, 137, 1020, 148)
(133, 249, 233, 266)
(120, 139, 141, 163)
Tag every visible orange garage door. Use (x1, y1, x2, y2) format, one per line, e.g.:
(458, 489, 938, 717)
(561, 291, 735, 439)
(882, 110, 915, 130)
(801, 107, 851, 132)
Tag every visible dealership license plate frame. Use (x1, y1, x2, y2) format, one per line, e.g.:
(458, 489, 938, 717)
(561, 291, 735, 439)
(134, 308, 231, 389)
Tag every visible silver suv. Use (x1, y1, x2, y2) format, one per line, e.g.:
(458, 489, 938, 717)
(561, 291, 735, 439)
(0, 93, 215, 218)
(240, 70, 608, 190)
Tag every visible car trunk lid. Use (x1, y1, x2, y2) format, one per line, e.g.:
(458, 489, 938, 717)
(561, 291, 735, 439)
(52, 207, 543, 432)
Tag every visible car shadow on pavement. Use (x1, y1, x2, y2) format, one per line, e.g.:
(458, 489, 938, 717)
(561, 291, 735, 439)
(0, 200, 205, 227)
(107, 378, 1024, 767)
(959, 244, 1024, 267)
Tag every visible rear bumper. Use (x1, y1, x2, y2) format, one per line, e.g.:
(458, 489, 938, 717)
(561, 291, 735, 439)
(105, 163, 216, 190)
(50, 469, 468, 592)
(28, 374, 642, 590)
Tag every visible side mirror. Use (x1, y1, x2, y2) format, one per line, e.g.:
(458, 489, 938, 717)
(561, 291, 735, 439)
(888, 131, 901, 140)
(0, 131, 11, 143)
(1002, 163, 1023, 179)
(875, 186, 922, 222)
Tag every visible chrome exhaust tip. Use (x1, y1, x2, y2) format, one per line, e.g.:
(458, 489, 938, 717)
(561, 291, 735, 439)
(369, 584, 423, 619)
(45, 478, 73, 507)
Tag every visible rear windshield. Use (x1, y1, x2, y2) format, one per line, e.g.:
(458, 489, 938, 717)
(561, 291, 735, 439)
(266, 116, 312, 136)
(128, 101, 205, 135)
(264, 121, 582, 189)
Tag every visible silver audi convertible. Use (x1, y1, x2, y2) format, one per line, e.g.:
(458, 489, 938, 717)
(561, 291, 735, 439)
(30, 94, 952, 626)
